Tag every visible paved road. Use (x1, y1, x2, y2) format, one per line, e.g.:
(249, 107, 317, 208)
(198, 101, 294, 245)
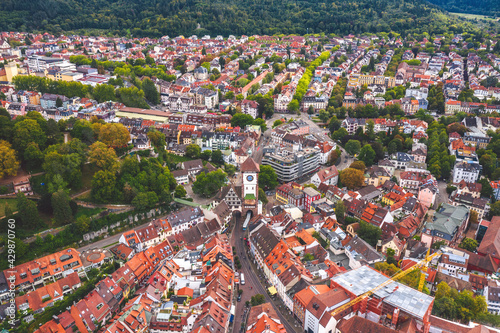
(76, 214, 166, 253)
(435, 180, 449, 208)
(231, 215, 301, 333)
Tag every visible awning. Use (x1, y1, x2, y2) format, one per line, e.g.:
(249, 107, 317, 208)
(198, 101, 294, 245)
(268, 286, 277, 295)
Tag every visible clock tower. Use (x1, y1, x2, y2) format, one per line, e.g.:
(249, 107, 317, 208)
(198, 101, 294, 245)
(240, 157, 260, 215)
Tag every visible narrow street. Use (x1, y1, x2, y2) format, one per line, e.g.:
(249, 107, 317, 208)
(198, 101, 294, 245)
(230, 215, 302, 333)
(435, 180, 449, 208)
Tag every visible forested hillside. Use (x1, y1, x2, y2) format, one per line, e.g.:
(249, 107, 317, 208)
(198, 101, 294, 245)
(427, 0, 499, 17)
(0, 0, 469, 37)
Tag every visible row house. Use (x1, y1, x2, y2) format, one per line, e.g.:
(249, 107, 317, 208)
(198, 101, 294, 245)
(193, 87, 219, 109)
(452, 161, 481, 184)
(341, 117, 366, 135)
(276, 182, 306, 209)
(240, 99, 259, 119)
(10, 90, 40, 105)
(166, 95, 193, 112)
(3, 248, 86, 294)
(7, 102, 42, 117)
(166, 207, 205, 234)
(119, 222, 168, 252)
(450, 192, 490, 220)
(444, 99, 461, 115)
(249, 223, 281, 282)
(463, 133, 491, 149)
(16, 272, 81, 317)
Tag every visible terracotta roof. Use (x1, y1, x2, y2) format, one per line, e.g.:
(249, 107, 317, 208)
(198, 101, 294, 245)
(337, 315, 398, 332)
(240, 156, 260, 172)
(247, 303, 285, 333)
(305, 288, 351, 320)
(477, 216, 500, 258)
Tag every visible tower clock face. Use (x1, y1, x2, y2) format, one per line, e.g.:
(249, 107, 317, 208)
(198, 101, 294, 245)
(246, 175, 254, 182)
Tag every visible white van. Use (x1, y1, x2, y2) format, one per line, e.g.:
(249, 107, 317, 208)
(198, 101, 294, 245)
(240, 273, 245, 285)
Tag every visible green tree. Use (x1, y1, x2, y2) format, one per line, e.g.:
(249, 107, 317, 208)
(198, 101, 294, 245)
(478, 178, 493, 198)
(98, 123, 130, 148)
(174, 184, 187, 198)
(250, 294, 266, 306)
(340, 168, 364, 189)
(287, 99, 300, 113)
(307, 105, 315, 115)
(51, 189, 73, 225)
(211, 149, 225, 165)
(358, 144, 376, 166)
(345, 140, 361, 156)
(55, 97, 63, 108)
(335, 200, 345, 223)
(349, 160, 366, 171)
(147, 191, 159, 207)
(366, 120, 375, 140)
(142, 78, 160, 105)
(225, 163, 236, 176)
(375, 262, 400, 276)
(231, 113, 254, 128)
(357, 221, 382, 247)
(14, 118, 47, 154)
(319, 109, 330, 123)
(117, 86, 149, 108)
(386, 248, 397, 265)
(332, 128, 348, 141)
(370, 142, 384, 162)
(258, 165, 278, 190)
(258, 188, 268, 205)
(185, 144, 201, 159)
(0, 115, 13, 142)
(88, 141, 120, 173)
(147, 129, 166, 150)
(0, 140, 19, 179)
(75, 215, 90, 234)
(303, 253, 315, 262)
(16, 192, 40, 229)
(46, 118, 62, 145)
(459, 237, 478, 252)
(132, 192, 149, 210)
(192, 169, 227, 198)
(200, 150, 212, 161)
(43, 150, 83, 190)
(490, 202, 500, 218)
(92, 84, 116, 103)
(91, 170, 117, 203)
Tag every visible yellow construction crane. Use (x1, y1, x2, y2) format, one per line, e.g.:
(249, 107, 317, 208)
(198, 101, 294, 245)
(331, 250, 441, 317)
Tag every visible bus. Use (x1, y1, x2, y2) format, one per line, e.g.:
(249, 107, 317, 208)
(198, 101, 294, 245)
(240, 273, 245, 285)
(242, 211, 252, 231)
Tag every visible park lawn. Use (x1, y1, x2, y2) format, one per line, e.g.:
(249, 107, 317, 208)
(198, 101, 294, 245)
(166, 153, 192, 164)
(74, 206, 105, 220)
(0, 198, 17, 217)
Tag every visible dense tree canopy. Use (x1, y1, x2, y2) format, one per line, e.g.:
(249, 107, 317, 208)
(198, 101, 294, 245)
(340, 168, 365, 189)
(192, 169, 227, 198)
(98, 123, 130, 148)
(358, 221, 382, 247)
(258, 165, 278, 190)
(0, 0, 462, 38)
(0, 140, 19, 179)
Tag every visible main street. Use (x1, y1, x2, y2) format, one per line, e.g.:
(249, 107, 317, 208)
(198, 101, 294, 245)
(230, 215, 301, 333)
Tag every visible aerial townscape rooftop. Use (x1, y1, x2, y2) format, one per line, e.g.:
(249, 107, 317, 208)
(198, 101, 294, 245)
(1, 1, 500, 332)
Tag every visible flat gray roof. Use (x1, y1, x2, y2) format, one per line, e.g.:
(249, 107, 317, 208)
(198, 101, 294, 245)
(332, 266, 434, 320)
